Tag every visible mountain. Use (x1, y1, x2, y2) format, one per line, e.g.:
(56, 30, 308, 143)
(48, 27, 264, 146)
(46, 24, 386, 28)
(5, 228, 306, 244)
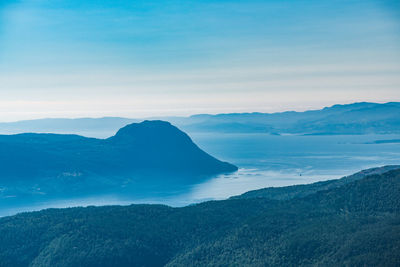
(0, 102, 399, 136)
(178, 102, 400, 134)
(233, 165, 400, 200)
(0, 166, 398, 266)
(0, 120, 237, 203)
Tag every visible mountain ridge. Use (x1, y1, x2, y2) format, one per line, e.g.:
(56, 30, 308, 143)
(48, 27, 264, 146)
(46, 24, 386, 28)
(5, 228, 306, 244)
(233, 165, 400, 201)
(0, 166, 398, 266)
(0, 102, 398, 136)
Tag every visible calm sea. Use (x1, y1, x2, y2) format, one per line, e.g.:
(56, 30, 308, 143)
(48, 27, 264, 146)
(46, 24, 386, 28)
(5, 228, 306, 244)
(1, 133, 400, 216)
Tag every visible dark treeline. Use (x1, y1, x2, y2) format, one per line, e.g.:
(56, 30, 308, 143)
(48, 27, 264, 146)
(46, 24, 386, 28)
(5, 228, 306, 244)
(0, 168, 399, 266)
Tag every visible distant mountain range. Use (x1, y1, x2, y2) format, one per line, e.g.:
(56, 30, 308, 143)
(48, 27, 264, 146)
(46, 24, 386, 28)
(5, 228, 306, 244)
(0, 102, 399, 137)
(0, 166, 399, 266)
(0, 120, 237, 206)
(179, 102, 400, 135)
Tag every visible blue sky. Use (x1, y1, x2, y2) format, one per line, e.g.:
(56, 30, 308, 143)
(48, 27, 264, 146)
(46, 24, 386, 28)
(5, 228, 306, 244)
(0, 0, 399, 121)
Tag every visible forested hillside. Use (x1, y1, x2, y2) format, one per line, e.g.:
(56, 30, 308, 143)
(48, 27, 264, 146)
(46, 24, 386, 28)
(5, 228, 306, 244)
(234, 165, 400, 200)
(0, 120, 237, 209)
(0, 167, 399, 266)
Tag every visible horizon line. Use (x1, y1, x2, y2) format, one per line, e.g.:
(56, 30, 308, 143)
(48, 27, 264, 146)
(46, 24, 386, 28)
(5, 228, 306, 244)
(0, 101, 398, 124)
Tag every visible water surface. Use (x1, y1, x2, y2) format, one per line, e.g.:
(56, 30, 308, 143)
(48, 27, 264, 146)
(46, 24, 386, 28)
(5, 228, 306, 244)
(1, 133, 400, 216)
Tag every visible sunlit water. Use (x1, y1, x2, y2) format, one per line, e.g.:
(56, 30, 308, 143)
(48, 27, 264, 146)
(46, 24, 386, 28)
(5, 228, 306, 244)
(1, 133, 400, 216)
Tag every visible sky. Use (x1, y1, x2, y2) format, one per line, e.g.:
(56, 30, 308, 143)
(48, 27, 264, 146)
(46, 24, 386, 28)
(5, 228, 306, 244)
(0, 0, 399, 121)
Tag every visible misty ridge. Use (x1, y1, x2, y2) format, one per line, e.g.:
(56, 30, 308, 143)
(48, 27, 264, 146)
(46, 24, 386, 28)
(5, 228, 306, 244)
(0, 102, 399, 137)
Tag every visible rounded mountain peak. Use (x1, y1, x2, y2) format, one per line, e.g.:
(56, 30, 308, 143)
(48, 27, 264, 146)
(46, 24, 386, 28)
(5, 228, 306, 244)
(115, 120, 172, 135)
(109, 120, 191, 145)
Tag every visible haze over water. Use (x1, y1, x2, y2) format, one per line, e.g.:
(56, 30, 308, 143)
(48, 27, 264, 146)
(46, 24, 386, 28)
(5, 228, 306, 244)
(187, 133, 400, 201)
(1, 0, 400, 217)
(2, 132, 399, 217)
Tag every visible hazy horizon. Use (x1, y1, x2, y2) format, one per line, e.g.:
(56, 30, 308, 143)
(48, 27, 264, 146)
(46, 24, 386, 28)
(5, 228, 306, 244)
(0, 100, 398, 123)
(1, 0, 400, 121)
